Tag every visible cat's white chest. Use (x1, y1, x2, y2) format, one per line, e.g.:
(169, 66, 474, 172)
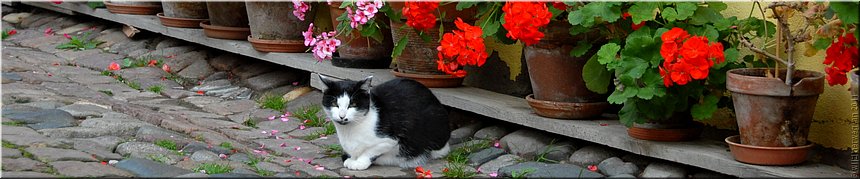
(334, 111, 396, 157)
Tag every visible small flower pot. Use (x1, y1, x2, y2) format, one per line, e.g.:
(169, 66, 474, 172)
(158, 1, 207, 28)
(525, 94, 609, 119)
(328, 2, 393, 69)
(247, 35, 306, 53)
(727, 68, 824, 148)
(391, 69, 464, 88)
(725, 135, 813, 165)
(200, 21, 250, 40)
(245, 1, 314, 52)
(104, 1, 161, 15)
(157, 13, 206, 28)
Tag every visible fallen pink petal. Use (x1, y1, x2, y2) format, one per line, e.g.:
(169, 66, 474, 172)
(280, 143, 287, 147)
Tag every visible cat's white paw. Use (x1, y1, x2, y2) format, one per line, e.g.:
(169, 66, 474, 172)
(343, 158, 356, 168)
(345, 158, 371, 170)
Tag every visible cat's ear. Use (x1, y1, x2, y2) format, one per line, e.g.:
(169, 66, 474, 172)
(358, 76, 373, 91)
(318, 74, 336, 89)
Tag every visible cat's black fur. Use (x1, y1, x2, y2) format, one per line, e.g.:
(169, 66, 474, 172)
(321, 77, 450, 162)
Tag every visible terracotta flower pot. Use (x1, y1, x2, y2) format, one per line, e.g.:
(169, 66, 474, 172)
(391, 69, 464, 88)
(526, 94, 609, 119)
(245, 1, 314, 52)
(328, 2, 393, 69)
(159, 2, 207, 28)
(727, 68, 824, 148)
(203, 2, 250, 40)
(524, 21, 608, 119)
(247, 35, 306, 53)
(386, 2, 475, 88)
(104, 1, 161, 15)
(725, 135, 813, 165)
(200, 21, 250, 40)
(625, 112, 703, 142)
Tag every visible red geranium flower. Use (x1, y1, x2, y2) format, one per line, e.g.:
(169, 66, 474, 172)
(436, 18, 488, 78)
(147, 60, 158, 67)
(415, 166, 432, 178)
(162, 64, 171, 73)
(823, 34, 859, 86)
(8, 29, 16, 35)
(622, 12, 646, 30)
(551, 2, 567, 10)
(502, 2, 551, 46)
(403, 1, 439, 32)
(658, 28, 724, 87)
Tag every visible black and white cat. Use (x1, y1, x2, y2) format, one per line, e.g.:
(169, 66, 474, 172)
(318, 75, 451, 170)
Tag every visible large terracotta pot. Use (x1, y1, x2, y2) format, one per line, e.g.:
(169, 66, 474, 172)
(104, 1, 161, 15)
(246, 1, 315, 52)
(207, 2, 249, 27)
(727, 68, 824, 147)
(158, 2, 207, 28)
(523, 21, 608, 119)
(328, 2, 393, 69)
(387, 2, 475, 87)
(202, 2, 250, 40)
(161, 2, 207, 19)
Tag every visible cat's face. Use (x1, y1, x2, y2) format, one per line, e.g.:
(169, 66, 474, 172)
(319, 75, 373, 125)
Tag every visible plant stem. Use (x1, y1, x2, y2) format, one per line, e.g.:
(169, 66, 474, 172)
(738, 37, 789, 65)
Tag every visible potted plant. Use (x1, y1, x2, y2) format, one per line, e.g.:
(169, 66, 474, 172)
(325, 1, 394, 69)
(104, 0, 161, 15)
(581, 2, 742, 141)
(726, 1, 858, 165)
(201, 1, 251, 40)
(384, 2, 479, 88)
(246, 1, 315, 52)
(158, 1, 208, 28)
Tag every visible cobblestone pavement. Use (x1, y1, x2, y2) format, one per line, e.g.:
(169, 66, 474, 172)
(1, 6, 734, 178)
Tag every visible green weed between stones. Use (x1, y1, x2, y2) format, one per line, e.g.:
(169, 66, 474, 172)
(55, 31, 103, 51)
(147, 85, 163, 93)
(3, 140, 35, 159)
(219, 142, 233, 149)
(154, 139, 179, 151)
(2, 140, 17, 148)
(193, 163, 233, 174)
(120, 55, 165, 69)
(446, 139, 492, 165)
(511, 168, 536, 179)
(294, 105, 336, 140)
(147, 154, 170, 164)
(242, 118, 257, 128)
(98, 90, 114, 96)
(258, 94, 286, 111)
(442, 163, 477, 178)
(322, 144, 343, 157)
(2, 121, 27, 126)
(534, 140, 561, 163)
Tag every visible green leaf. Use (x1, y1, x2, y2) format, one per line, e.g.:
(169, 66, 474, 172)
(380, 5, 402, 23)
(636, 86, 656, 100)
(713, 16, 735, 31)
(482, 20, 500, 38)
(813, 38, 833, 50)
(391, 37, 408, 59)
(585, 2, 623, 23)
(418, 31, 432, 43)
(691, 95, 719, 120)
(122, 58, 133, 68)
(618, 57, 648, 78)
(675, 2, 697, 20)
(359, 24, 383, 42)
(87, 1, 104, 9)
(493, 21, 517, 44)
(456, 2, 478, 11)
(702, 25, 719, 41)
(583, 55, 611, 94)
(661, 7, 678, 22)
(597, 43, 621, 65)
(567, 10, 584, 26)
(619, 102, 638, 126)
(607, 90, 627, 104)
(568, 25, 591, 36)
(570, 41, 591, 57)
(628, 2, 659, 23)
(707, 2, 727, 11)
(689, 5, 724, 25)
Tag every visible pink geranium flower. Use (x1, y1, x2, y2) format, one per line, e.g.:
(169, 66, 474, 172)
(292, 0, 310, 21)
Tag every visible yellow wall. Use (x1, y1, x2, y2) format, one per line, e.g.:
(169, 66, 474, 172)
(485, 2, 857, 151)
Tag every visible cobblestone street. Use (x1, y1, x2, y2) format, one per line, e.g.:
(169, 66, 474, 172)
(3, 4, 751, 178)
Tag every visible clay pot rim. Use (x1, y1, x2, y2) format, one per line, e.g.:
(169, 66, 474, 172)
(726, 68, 825, 97)
(247, 35, 303, 44)
(200, 21, 250, 31)
(104, 1, 161, 8)
(390, 68, 461, 79)
(725, 135, 814, 150)
(156, 13, 207, 21)
(525, 94, 609, 106)
(727, 68, 824, 82)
